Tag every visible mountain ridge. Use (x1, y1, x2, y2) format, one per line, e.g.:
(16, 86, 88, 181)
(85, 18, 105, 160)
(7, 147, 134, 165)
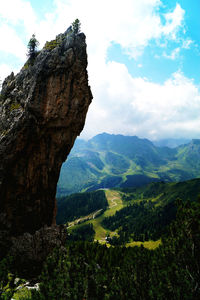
(57, 177, 200, 245)
(57, 133, 200, 196)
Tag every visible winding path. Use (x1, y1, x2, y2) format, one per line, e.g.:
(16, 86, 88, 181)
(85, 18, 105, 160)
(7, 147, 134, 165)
(109, 196, 118, 208)
(67, 209, 103, 228)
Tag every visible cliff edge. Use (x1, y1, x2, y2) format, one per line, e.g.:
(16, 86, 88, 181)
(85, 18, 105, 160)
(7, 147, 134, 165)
(0, 30, 92, 258)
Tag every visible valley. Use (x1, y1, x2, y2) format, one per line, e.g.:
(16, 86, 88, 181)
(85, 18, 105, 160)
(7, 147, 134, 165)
(68, 189, 162, 249)
(1, 1, 199, 296)
(68, 190, 124, 242)
(57, 133, 200, 196)
(58, 178, 200, 248)
(14, 187, 200, 299)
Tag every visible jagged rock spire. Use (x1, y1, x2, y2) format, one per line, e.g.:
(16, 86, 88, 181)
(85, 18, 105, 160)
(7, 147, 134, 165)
(0, 30, 92, 255)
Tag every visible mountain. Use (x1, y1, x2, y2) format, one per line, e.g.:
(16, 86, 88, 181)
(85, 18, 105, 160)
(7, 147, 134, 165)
(0, 29, 92, 265)
(153, 138, 191, 148)
(4, 197, 200, 299)
(57, 133, 200, 196)
(103, 178, 200, 244)
(57, 178, 200, 246)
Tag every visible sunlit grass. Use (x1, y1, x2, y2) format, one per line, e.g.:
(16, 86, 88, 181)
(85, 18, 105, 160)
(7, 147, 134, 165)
(104, 190, 124, 216)
(13, 287, 32, 299)
(71, 190, 124, 241)
(90, 190, 124, 240)
(68, 189, 162, 249)
(126, 239, 162, 250)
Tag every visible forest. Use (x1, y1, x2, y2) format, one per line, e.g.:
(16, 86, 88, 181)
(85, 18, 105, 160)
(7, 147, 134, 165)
(1, 199, 199, 299)
(63, 179, 200, 246)
(68, 223, 95, 242)
(1, 1, 199, 299)
(57, 134, 200, 196)
(102, 200, 177, 244)
(56, 190, 108, 224)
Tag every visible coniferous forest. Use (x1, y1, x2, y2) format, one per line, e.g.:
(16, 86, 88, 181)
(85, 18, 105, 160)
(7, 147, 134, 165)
(1, 198, 200, 299)
(56, 190, 108, 224)
(1, 0, 200, 298)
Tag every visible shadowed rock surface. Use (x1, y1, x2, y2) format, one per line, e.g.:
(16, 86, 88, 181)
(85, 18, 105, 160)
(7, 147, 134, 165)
(10, 225, 67, 277)
(0, 30, 92, 258)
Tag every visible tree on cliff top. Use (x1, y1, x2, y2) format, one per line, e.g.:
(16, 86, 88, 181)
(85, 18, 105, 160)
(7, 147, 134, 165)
(72, 19, 81, 34)
(27, 34, 39, 60)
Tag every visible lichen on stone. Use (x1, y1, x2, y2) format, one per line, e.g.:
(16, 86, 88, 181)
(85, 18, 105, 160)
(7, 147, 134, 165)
(44, 39, 60, 50)
(10, 102, 21, 111)
(43, 33, 65, 51)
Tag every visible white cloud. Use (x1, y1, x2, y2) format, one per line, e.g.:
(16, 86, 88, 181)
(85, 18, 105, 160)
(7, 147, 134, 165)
(0, 0, 37, 61)
(81, 63, 200, 140)
(0, 64, 14, 86)
(0, 24, 27, 60)
(163, 47, 180, 60)
(162, 3, 185, 39)
(0, 0, 36, 34)
(40, 0, 186, 61)
(0, 0, 186, 66)
(1, 0, 198, 141)
(182, 39, 193, 49)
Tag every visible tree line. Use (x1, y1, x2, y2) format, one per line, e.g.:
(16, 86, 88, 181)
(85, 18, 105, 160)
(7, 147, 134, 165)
(102, 200, 177, 244)
(56, 190, 108, 224)
(1, 199, 199, 299)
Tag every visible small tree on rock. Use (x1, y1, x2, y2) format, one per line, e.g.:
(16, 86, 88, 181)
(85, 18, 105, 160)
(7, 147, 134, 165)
(72, 19, 81, 34)
(27, 34, 39, 60)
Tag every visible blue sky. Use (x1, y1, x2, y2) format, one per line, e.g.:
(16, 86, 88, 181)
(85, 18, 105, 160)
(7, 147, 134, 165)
(0, 0, 200, 140)
(106, 0, 200, 85)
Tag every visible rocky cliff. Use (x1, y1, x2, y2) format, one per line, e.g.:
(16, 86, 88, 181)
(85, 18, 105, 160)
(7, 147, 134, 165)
(0, 30, 92, 257)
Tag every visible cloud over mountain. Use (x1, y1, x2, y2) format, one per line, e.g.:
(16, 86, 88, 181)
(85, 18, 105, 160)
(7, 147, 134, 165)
(1, 0, 199, 140)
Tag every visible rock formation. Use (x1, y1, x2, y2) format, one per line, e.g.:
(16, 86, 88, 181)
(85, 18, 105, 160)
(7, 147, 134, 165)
(0, 30, 92, 258)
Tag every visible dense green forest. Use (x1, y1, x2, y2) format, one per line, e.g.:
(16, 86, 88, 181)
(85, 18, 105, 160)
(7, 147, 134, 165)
(68, 223, 95, 242)
(58, 179, 200, 245)
(2, 179, 200, 298)
(57, 133, 200, 196)
(101, 179, 200, 244)
(1, 199, 200, 299)
(56, 190, 108, 224)
(102, 201, 177, 243)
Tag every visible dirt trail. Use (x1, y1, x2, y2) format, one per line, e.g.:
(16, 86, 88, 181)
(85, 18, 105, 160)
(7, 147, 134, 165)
(106, 190, 122, 208)
(109, 196, 118, 208)
(93, 209, 103, 219)
(67, 209, 103, 228)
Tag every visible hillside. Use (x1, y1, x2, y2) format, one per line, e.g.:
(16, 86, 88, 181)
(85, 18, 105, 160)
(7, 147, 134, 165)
(153, 138, 190, 148)
(2, 178, 200, 299)
(57, 178, 200, 245)
(56, 190, 108, 225)
(57, 133, 200, 196)
(3, 198, 200, 299)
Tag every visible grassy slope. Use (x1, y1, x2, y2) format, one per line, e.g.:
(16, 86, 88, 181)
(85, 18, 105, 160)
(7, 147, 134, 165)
(57, 135, 200, 196)
(68, 178, 200, 249)
(126, 240, 161, 249)
(69, 190, 124, 241)
(119, 178, 200, 206)
(68, 189, 161, 249)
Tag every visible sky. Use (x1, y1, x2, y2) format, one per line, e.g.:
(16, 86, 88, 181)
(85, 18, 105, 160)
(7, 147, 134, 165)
(0, 0, 200, 141)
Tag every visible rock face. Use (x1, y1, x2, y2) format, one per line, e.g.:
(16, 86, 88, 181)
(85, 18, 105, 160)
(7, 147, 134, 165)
(10, 225, 67, 276)
(0, 30, 92, 252)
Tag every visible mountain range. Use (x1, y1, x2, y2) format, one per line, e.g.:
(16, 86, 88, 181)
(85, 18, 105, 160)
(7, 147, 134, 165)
(57, 133, 200, 196)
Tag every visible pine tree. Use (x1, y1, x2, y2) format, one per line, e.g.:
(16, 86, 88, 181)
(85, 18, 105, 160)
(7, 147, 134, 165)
(72, 19, 81, 34)
(27, 34, 39, 60)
